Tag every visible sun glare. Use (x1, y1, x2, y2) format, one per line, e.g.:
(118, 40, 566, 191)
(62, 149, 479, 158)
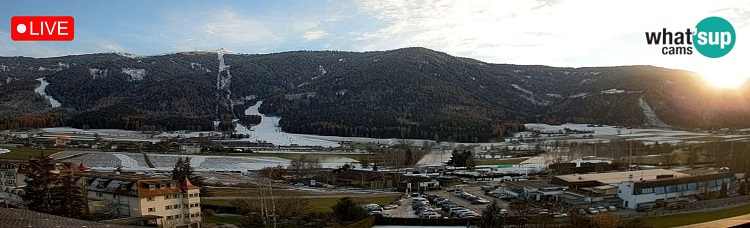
(699, 68, 748, 89)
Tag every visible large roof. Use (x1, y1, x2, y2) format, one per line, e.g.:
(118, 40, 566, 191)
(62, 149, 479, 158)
(555, 169, 690, 185)
(0, 208, 144, 228)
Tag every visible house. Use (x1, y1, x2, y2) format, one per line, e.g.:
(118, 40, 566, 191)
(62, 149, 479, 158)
(0, 160, 26, 195)
(82, 172, 202, 228)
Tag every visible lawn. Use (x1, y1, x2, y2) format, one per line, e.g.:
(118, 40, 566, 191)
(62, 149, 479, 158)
(203, 213, 243, 225)
(475, 157, 527, 166)
(0, 147, 61, 160)
(644, 202, 750, 228)
(305, 195, 400, 213)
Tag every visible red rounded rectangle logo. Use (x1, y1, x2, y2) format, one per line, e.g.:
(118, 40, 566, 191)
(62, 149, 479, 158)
(11, 16, 75, 41)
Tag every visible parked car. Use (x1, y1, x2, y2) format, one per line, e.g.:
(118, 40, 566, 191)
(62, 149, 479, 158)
(472, 198, 491, 204)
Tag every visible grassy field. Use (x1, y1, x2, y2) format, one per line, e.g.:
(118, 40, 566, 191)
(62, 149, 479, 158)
(204, 186, 315, 197)
(0, 147, 61, 160)
(306, 195, 399, 213)
(644, 203, 750, 228)
(475, 157, 527, 166)
(203, 214, 243, 225)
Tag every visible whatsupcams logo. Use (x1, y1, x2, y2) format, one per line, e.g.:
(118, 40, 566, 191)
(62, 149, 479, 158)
(645, 16, 735, 58)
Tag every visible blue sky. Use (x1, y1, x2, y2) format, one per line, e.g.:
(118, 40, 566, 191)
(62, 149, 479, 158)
(1, 0, 378, 56)
(1, 0, 748, 87)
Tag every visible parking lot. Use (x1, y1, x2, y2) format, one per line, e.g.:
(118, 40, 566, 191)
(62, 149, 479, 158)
(430, 185, 507, 211)
(383, 197, 417, 218)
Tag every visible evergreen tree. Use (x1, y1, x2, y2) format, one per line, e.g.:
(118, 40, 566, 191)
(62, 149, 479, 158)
(172, 157, 202, 186)
(22, 155, 87, 218)
(480, 200, 503, 228)
(57, 164, 87, 218)
(331, 197, 367, 222)
(23, 154, 57, 213)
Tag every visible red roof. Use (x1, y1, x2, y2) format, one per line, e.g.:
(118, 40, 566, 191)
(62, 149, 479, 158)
(180, 178, 198, 191)
(78, 163, 90, 172)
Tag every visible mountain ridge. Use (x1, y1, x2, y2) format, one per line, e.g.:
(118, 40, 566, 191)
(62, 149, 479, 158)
(1, 47, 748, 142)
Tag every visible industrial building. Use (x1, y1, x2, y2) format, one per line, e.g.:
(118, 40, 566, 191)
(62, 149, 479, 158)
(552, 168, 736, 209)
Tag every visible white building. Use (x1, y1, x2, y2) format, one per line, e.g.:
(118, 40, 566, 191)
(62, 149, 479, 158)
(553, 168, 736, 210)
(0, 160, 26, 195)
(83, 172, 202, 228)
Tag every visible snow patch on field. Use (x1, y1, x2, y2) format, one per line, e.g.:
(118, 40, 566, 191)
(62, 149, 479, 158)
(512, 84, 549, 106)
(89, 68, 109, 79)
(511, 84, 533, 95)
(113, 153, 143, 169)
(318, 65, 327, 75)
(639, 97, 670, 128)
(601, 89, 625, 94)
(121, 68, 146, 81)
(569, 93, 588, 98)
(190, 62, 212, 72)
(34, 78, 62, 108)
(115, 52, 140, 59)
(234, 101, 340, 147)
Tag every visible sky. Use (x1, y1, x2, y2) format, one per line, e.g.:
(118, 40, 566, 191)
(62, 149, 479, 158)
(1, 0, 748, 87)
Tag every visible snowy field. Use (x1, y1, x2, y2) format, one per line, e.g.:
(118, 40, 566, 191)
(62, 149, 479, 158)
(232, 100, 445, 147)
(524, 123, 750, 145)
(41, 127, 161, 143)
(34, 78, 61, 108)
(55, 151, 360, 171)
(233, 101, 341, 147)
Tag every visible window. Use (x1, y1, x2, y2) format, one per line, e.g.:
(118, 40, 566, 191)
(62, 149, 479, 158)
(96, 192, 103, 197)
(165, 205, 171, 210)
(174, 204, 181, 209)
(147, 196, 154, 201)
(688, 183, 698, 191)
(148, 184, 156, 190)
(148, 208, 155, 212)
(641, 188, 654, 194)
(654, 186, 665, 194)
(667, 185, 678, 193)
(165, 194, 171, 199)
(166, 216, 172, 220)
(175, 215, 180, 219)
(677, 184, 687, 192)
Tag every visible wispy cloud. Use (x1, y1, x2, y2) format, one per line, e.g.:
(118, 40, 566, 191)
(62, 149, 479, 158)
(164, 8, 279, 53)
(353, 0, 750, 82)
(303, 30, 329, 40)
